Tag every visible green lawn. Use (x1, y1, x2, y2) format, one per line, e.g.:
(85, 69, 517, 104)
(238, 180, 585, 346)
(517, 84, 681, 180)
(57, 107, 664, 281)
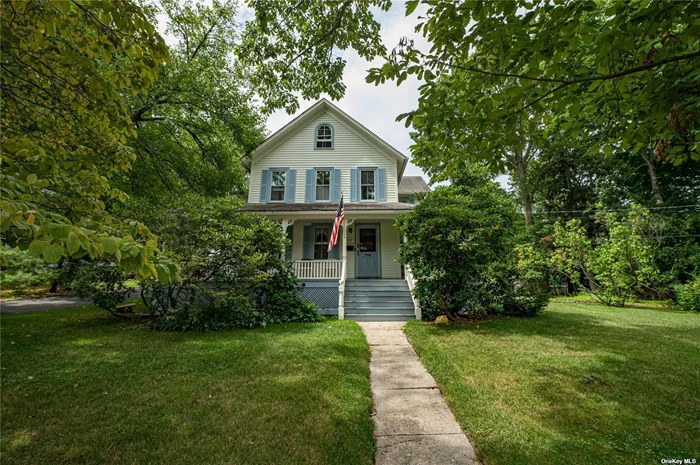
(405, 302, 700, 465)
(1, 306, 374, 465)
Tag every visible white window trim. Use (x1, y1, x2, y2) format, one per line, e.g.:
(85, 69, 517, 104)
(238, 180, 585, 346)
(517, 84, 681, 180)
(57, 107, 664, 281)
(359, 168, 377, 202)
(314, 168, 332, 203)
(269, 168, 287, 203)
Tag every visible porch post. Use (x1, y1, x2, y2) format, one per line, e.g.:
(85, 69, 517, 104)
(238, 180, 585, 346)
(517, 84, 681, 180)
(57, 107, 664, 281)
(338, 219, 348, 320)
(280, 219, 289, 258)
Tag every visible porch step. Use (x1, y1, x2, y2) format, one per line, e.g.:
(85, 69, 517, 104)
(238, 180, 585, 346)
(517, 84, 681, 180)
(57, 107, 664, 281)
(343, 279, 416, 321)
(345, 313, 413, 322)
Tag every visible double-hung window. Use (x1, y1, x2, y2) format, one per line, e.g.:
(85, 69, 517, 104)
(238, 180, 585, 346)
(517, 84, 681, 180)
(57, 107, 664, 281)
(360, 169, 375, 201)
(270, 170, 286, 201)
(315, 170, 330, 201)
(314, 227, 330, 260)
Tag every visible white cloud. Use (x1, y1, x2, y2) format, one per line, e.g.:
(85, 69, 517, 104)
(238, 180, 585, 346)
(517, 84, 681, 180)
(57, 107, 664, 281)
(265, 2, 431, 181)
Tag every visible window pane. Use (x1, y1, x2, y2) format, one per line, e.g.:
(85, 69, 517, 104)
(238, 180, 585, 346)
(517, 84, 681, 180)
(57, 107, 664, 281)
(316, 186, 330, 201)
(271, 186, 285, 201)
(316, 140, 331, 148)
(361, 170, 374, 185)
(314, 245, 329, 260)
(359, 228, 377, 252)
(361, 185, 375, 200)
(271, 171, 286, 186)
(316, 170, 330, 185)
(315, 228, 329, 243)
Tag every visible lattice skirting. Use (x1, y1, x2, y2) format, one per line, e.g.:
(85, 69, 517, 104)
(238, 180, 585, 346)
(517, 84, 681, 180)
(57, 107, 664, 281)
(300, 281, 339, 315)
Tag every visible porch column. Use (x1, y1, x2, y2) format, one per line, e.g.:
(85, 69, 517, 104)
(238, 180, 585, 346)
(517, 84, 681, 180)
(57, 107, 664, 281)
(338, 220, 348, 320)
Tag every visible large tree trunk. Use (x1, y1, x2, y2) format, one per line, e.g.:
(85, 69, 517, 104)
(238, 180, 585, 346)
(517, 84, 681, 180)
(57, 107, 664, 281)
(641, 151, 664, 205)
(513, 156, 534, 229)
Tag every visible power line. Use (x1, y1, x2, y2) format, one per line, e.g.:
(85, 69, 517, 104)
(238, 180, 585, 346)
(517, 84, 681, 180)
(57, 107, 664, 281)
(531, 204, 700, 215)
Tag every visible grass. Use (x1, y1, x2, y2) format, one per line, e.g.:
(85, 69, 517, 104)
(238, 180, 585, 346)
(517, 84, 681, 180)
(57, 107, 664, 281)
(551, 293, 669, 309)
(405, 302, 700, 465)
(0, 286, 69, 301)
(0, 306, 374, 465)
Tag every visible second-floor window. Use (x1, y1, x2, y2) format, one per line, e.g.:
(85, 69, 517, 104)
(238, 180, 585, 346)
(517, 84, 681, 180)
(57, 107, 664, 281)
(315, 124, 333, 148)
(270, 170, 286, 201)
(314, 227, 330, 259)
(361, 169, 375, 200)
(316, 170, 330, 201)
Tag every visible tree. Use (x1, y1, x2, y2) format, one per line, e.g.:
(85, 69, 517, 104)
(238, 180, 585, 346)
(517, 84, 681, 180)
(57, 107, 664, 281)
(1, 0, 176, 280)
(368, 1, 700, 166)
(397, 166, 548, 321)
(119, 0, 265, 201)
(237, 0, 388, 113)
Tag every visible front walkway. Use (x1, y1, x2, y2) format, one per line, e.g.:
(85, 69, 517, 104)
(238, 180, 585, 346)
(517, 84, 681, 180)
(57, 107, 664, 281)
(359, 322, 480, 465)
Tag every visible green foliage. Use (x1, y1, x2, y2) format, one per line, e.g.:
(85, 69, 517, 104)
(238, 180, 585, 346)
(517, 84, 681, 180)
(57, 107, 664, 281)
(673, 277, 700, 312)
(368, 1, 700, 165)
(122, 196, 319, 331)
(550, 206, 660, 306)
(237, 0, 388, 113)
(0, 0, 177, 281)
(71, 261, 133, 313)
(397, 167, 548, 320)
(120, 0, 265, 201)
(0, 248, 57, 294)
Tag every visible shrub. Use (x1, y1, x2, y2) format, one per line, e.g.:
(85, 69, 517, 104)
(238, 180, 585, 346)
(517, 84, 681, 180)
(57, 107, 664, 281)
(71, 261, 132, 314)
(124, 196, 319, 331)
(398, 167, 549, 321)
(674, 277, 700, 312)
(0, 247, 58, 294)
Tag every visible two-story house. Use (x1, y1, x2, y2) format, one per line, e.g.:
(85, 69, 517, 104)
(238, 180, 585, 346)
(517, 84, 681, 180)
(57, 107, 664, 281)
(241, 99, 430, 321)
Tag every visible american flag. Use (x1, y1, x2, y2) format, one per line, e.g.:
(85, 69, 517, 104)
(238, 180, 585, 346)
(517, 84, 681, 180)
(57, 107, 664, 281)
(328, 195, 344, 253)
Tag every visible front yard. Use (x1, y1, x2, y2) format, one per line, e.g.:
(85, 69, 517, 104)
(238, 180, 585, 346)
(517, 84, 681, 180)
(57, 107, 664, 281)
(0, 306, 374, 465)
(405, 302, 700, 465)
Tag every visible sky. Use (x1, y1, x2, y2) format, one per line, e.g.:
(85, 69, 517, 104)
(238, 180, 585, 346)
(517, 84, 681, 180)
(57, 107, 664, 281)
(259, 3, 431, 181)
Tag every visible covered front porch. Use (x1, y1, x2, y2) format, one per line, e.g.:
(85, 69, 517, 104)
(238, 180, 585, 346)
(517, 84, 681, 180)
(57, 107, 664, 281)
(240, 202, 421, 319)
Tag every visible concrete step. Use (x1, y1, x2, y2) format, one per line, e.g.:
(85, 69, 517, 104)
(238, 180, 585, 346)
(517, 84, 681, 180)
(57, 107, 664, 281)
(345, 308, 415, 315)
(345, 299, 414, 307)
(346, 313, 414, 322)
(346, 280, 408, 288)
(346, 287, 410, 294)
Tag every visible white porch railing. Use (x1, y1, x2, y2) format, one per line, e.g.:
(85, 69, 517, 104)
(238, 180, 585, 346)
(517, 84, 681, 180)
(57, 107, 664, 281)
(405, 264, 422, 320)
(292, 260, 342, 280)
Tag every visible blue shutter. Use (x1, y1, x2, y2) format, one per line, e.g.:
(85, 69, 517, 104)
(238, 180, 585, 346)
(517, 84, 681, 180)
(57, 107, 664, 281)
(260, 169, 271, 203)
(331, 169, 341, 202)
(285, 225, 294, 260)
(285, 169, 296, 203)
(302, 225, 313, 259)
(305, 169, 314, 203)
(377, 168, 386, 202)
(330, 230, 341, 260)
(350, 169, 359, 202)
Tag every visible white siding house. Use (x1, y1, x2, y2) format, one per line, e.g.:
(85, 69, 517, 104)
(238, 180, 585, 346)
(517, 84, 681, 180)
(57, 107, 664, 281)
(240, 99, 430, 320)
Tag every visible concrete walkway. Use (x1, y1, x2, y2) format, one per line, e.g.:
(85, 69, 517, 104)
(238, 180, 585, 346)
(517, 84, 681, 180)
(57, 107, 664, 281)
(359, 321, 480, 465)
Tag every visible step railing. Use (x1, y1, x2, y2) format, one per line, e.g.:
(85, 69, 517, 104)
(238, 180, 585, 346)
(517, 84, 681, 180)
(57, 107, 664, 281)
(404, 265, 422, 320)
(292, 260, 342, 280)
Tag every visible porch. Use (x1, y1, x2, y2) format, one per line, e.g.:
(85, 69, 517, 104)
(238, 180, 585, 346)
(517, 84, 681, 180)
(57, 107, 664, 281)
(240, 202, 421, 320)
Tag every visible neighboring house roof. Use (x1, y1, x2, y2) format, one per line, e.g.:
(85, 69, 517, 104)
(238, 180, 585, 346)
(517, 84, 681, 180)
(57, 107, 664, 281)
(398, 176, 431, 195)
(242, 99, 409, 180)
(240, 202, 414, 213)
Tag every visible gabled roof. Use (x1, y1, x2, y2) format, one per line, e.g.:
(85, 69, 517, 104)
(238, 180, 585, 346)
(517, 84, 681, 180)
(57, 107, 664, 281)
(398, 176, 431, 195)
(243, 99, 409, 179)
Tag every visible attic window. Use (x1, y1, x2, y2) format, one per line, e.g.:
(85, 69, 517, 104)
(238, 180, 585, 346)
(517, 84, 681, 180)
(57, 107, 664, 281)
(315, 124, 333, 149)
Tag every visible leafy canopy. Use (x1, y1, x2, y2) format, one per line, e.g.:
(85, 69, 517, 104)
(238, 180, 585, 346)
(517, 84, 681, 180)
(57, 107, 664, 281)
(238, 0, 388, 113)
(367, 0, 700, 171)
(1, 0, 176, 280)
(120, 0, 265, 201)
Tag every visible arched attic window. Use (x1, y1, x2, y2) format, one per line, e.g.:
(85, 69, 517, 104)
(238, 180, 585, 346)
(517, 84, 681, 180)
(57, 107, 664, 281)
(315, 123, 334, 149)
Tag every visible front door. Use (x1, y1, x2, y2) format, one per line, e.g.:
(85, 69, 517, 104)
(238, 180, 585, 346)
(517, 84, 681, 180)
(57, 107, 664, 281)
(356, 225, 380, 278)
